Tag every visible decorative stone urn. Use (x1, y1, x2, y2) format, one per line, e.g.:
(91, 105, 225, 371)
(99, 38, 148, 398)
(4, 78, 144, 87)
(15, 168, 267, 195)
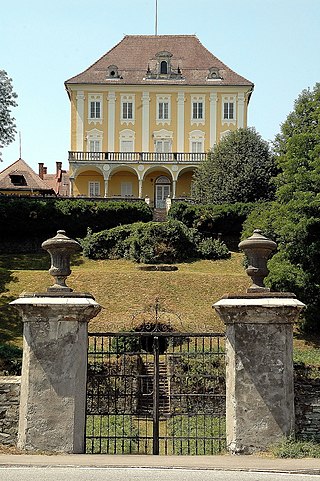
(238, 229, 277, 292)
(41, 230, 81, 292)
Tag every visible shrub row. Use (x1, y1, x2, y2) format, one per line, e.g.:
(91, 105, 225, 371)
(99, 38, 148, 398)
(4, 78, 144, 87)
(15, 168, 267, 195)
(0, 198, 153, 242)
(168, 201, 260, 242)
(80, 219, 230, 264)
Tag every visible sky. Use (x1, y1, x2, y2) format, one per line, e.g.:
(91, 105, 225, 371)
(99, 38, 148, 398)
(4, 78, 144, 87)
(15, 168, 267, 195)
(1, 0, 320, 173)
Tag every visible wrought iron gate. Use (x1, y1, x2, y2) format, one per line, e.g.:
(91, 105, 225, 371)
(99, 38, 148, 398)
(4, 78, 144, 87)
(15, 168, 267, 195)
(86, 332, 226, 455)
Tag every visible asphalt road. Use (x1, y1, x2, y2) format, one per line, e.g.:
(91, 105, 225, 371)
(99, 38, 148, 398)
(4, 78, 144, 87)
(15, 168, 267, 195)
(1, 467, 320, 481)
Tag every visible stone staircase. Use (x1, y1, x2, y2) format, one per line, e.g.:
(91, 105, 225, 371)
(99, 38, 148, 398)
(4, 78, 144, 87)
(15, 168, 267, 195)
(153, 208, 167, 222)
(137, 360, 170, 417)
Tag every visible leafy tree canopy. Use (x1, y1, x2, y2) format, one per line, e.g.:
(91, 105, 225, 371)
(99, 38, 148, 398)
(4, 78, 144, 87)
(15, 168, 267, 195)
(192, 127, 275, 204)
(0, 70, 18, 160)
(274, 83, 320, 202)
(242, 84, 320, 333)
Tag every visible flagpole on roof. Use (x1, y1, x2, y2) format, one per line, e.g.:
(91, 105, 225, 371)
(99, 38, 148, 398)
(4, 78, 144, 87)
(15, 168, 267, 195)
(155, 0, 158, 35)
(19, 131, 22, 159)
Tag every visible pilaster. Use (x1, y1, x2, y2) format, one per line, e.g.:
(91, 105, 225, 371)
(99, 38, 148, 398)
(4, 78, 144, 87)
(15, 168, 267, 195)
(76, 91, 85, 151)
(238, 92, 245, 128)
(142, 91, 150, 152)
(209, 92, 218, 147)
(177, 91, 185, 152)
(107, 91, 116, 151)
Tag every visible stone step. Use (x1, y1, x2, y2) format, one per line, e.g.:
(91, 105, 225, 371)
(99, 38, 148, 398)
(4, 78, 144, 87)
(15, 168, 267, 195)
(152, 208, 167, 222)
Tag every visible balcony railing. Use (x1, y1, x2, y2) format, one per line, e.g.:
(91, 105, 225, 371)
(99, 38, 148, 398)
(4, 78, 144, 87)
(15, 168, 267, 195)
(68, 151, 206, 163)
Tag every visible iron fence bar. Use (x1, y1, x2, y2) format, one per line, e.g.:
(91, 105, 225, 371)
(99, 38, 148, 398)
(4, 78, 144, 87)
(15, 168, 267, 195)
(153, 336, 160, 455)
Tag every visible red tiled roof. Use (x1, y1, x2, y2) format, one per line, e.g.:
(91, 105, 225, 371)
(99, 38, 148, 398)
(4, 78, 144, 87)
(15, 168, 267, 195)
(0, 158, 55, 193)
(43, 171, 70, 196)
(65, 35, 253, 87)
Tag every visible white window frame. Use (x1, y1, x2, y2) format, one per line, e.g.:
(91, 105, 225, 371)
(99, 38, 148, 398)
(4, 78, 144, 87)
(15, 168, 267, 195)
(220, 129, 231, 140)
(155, 139, 172, 153)
(189, 130, 205, 158)
(156, 95, 171, 125)
(121, 182, 133, 197)
(88, 181, 100, 197)
(191, 141, 203, 153)
(121, 94, 135, 124)
(88, 94, 102, 124)
(222, 96, 236, 125)
(119, 129, 135, 154)
(191, 95, 205, 125)
(153, 129, 173, 158)
(89, 139, 101, 152)
(86, 128, 103, 160)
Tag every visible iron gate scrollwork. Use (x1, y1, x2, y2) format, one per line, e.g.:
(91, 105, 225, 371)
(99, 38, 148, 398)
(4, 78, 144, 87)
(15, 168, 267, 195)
(86, 332, 226, 455)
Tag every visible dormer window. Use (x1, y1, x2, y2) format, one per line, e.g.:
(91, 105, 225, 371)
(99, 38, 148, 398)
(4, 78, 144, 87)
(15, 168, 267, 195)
(208, 67, 223, 80)
(156, 51, 172, 76)
(146, 51, 183, 80)
(10, 174, 27, 186)
(107, 65, 119, 79)
(160, 61, 168, 75)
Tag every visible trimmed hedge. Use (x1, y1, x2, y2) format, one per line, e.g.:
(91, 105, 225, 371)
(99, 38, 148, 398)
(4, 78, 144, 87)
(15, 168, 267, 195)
(81, 219, 230, 264)
(0, 198, 153, 243)
(168, 201, 260, 239)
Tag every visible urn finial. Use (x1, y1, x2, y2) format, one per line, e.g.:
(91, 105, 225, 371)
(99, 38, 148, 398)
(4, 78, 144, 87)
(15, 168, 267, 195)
(238, 229, 277, 293)
(41, 230, 81, 292)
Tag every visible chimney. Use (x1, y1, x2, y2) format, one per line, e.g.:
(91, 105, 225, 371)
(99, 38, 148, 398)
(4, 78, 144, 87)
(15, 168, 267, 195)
(38, 163, 44, 179)
(43, 167, 47, 175)
(56, 161, 62, 176)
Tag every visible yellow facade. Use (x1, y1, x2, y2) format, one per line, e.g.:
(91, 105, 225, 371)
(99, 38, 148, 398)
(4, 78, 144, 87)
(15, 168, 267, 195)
(65, 35, 253, 207)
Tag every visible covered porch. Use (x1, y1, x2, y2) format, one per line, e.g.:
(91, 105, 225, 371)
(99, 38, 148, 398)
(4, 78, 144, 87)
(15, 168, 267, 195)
(70, 164, 196, 208)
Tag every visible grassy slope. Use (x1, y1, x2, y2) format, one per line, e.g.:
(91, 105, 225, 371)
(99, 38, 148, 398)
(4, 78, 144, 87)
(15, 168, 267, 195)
(1, 253, 320, 365)
(2, 253, 248, 336)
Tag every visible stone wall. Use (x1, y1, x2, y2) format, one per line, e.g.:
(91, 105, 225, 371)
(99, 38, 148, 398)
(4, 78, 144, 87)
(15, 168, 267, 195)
(0, 373, 319, 447)
(0, 376, 20, 445)
(295, 366, 320, 442)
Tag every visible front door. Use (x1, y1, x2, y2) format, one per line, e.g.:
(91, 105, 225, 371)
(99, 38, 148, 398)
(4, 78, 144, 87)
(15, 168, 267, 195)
(156, 184, 170, 209)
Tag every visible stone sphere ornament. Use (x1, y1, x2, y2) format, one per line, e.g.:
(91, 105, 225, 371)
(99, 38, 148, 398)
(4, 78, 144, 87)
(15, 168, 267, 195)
(42, 230, 81, 292)
(238, 229, 277, 293)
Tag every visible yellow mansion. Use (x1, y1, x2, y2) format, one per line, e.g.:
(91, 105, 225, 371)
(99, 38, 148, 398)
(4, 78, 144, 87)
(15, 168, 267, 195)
(65, 35, 253, 208)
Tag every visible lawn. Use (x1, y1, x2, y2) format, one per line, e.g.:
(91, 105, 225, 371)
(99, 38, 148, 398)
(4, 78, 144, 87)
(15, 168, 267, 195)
(0, 252, 249, 338)
(1, 251, 320, 365)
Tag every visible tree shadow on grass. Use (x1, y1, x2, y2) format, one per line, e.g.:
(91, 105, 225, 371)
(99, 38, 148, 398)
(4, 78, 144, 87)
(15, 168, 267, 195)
(0, 252, 84, 270)
(294, 331, 320, 349)
(0, 267, 22, 344)
(0, 295, 23, 344)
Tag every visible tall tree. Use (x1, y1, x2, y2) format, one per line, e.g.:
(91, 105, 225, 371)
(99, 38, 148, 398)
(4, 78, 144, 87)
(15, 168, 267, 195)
(274, 83, 320, 202)
(0, 70, 18, 160)
(243, 84, 320, 333)
(192, 127, 275, 204)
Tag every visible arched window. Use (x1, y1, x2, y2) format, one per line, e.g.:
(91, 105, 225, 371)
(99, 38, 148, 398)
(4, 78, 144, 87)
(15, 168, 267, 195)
(160, 61, 168, 74)
(156, 175, 170, 184)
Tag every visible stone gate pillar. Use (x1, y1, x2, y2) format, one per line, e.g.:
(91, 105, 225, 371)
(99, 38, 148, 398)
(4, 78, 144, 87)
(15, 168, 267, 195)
(10, 231, 101, 453)
(213, 230, 305, 454)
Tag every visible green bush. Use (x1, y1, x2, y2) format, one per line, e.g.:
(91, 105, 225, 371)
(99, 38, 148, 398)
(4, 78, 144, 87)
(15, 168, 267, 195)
(197, 238, 230, 260)
(127, 220, 198, 264)
(81, 225, 134, 260)
(0, 198, 153, 247)
(81, 219, 230, 263)
(168, 201, 259, 240)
